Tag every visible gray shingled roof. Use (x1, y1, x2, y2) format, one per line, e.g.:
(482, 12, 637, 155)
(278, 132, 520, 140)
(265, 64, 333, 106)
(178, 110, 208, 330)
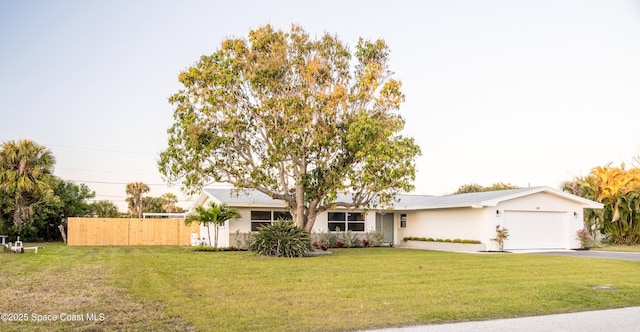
(202, 187, 545, 209)
(204, 188, 284, 206)
(402, 187, 534, 209)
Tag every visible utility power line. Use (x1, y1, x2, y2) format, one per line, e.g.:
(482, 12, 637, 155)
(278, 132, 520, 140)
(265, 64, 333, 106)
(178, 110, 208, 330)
(48, 144, 156, 155)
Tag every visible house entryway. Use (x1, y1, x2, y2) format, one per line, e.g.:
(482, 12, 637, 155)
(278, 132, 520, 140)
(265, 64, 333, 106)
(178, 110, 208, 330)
(375, 213, 394, 243)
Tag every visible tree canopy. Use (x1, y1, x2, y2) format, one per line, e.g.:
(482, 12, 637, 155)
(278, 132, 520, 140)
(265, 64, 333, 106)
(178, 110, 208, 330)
(0, 139, 98, 240)
(92, 200, 119, 218)
(453, 182, 518, 194)
(159, 24, 421, 231)
(564, 163, 640, 245)
(0, 139, 56, 228)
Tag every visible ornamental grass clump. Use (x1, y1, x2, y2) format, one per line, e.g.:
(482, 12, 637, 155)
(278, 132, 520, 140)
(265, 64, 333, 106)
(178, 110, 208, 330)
(249, 220, 311, 257)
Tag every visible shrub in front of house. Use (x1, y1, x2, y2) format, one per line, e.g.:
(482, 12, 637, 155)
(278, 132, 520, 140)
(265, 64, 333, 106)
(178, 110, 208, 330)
(249, 220, 311, 257)
(364, 229, 385, 247)
(313, 229, 337, 250)
(403, 237, 482, 244)
(341, 230, 360, 248)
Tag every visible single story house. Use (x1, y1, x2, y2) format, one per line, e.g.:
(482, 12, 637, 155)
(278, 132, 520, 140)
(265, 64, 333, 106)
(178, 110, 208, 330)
(191, 186, 603, 251)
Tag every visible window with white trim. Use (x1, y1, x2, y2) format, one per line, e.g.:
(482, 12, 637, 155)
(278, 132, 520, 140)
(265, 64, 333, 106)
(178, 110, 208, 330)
(400, 214, 407, 228)
(327, 212, 365, 232)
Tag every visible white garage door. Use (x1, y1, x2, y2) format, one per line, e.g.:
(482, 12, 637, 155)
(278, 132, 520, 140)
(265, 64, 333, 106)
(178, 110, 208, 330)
(503, 211, 566, 250)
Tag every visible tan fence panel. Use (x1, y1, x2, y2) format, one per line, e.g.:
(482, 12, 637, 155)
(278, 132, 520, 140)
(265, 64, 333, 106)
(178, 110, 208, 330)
(104, 219, 130, 245)
(68, 218, 199, 246)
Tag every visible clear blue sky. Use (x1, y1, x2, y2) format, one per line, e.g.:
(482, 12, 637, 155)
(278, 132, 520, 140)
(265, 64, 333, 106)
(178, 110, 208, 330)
(1, 0, 639, 211)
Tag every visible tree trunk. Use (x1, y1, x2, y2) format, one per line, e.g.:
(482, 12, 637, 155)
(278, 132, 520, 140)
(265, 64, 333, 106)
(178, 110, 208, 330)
(207, 224, 213, 246)
(295, 182, 305, 229)
(214, 224, 219, 248)
(305, 200, 320, 233)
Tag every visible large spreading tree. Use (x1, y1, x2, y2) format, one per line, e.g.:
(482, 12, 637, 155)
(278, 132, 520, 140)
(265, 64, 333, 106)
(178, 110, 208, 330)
(159, 24, 421, 231)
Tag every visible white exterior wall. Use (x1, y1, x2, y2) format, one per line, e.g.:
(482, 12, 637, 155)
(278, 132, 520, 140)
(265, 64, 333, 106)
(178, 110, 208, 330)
(403, 208, 488, 243)
(227, 208, 253, 233)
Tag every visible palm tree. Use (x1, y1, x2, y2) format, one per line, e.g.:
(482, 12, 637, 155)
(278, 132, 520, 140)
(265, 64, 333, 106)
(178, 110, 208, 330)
(185, 202, 240, 247)
(92, 200, 119, 218)
(125, 182, 150, 218)
(160, 193, 179, 213)
(0, 139, 56, 226)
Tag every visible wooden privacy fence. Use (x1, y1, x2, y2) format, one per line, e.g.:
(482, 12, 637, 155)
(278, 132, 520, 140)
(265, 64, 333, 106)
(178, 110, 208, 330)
(67, 218, 200, 246)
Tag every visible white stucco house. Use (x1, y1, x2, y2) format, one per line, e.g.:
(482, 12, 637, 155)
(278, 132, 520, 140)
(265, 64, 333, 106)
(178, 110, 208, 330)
(191, 186, 602, 251)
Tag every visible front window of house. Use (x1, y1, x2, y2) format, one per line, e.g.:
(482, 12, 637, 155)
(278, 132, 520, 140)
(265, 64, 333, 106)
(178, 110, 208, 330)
(327, 212, 365, 232)
(250, 210, 292, 231)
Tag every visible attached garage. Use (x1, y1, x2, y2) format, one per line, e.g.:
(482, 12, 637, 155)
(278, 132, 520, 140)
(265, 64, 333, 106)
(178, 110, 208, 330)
(396, 186, 603, 251)
(503, 211, 567, 250)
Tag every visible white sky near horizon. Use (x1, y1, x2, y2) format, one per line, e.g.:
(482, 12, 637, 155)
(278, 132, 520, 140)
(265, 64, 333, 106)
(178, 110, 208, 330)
(1, 0, 639, 212)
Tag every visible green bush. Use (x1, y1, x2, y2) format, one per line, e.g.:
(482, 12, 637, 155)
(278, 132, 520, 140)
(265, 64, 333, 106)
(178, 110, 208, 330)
(403, 236, 482, 244)
(342, 230, 360, 248)
(365, 229, 385, 247)
(249, 220, 311, 257)
(234, 230, 254, 249)
(315, 229, 338, 249)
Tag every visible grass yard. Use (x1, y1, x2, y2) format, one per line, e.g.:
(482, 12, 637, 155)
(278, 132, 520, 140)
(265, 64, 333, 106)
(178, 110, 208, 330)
(2, 244, 640, 331)
(593, 245, 640, 252)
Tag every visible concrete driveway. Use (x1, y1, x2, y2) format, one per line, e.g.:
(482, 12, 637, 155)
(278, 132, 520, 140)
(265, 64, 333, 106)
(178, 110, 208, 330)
(362, 306, 640, 332)
(525, 250, 640, 261)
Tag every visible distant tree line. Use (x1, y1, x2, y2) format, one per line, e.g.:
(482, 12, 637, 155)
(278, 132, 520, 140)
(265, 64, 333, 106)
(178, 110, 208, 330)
(124, 181, 185, 218)
(453, 182, 518, 194)
(0, 139, 185, 241)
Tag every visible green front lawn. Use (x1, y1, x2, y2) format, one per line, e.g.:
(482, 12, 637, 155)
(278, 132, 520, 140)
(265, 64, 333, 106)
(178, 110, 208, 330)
(2, 244, 640, 331)
(592, 245, 640, 252)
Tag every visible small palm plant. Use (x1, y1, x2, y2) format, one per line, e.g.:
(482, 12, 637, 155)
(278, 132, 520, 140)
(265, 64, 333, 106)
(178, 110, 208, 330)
(185, 202, 240, 248)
